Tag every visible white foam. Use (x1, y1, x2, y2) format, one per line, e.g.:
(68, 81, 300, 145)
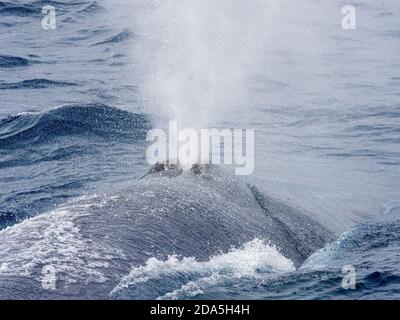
(0, 196, 118, 285)
(110, 238, 294, 299)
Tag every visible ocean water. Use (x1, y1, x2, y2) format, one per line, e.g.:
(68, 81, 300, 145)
(0, 0, 399, 299)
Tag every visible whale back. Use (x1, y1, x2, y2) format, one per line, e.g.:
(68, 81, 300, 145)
(0, 165, 334, 299)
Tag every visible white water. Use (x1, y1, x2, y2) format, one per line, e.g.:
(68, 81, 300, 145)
(0, 196, 117, 284)
(110, 238, 294, 299)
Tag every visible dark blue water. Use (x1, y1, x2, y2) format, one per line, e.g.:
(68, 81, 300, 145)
(0, 0, 399, 299)
(0, 104, 151, 228)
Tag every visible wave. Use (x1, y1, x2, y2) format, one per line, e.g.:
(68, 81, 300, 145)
(0, 1, 100, 18)
(303, 201, 400, 270)
(0, 22, 12, 27)
(0, 55, 30, 68)
(110, 239, 294, 300)
(76, 1, 104, 15)
(0, 79, 79, 90)
(292, 201, 400, 299)
(0, 104, 151, 149)
(0, 1, 38, 17)
(0, 104, 151, 230)
(92, 28, 134, 46)
(186, 201, 400, 300)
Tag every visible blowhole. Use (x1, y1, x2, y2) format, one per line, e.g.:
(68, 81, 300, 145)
(147, 161, 209, 177)
(149, 161, 182, 174)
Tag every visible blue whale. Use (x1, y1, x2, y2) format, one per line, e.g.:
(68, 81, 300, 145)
(0, 164, 334, 299)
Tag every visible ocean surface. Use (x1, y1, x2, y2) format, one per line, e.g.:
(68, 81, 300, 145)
(0, 0, 399, 299)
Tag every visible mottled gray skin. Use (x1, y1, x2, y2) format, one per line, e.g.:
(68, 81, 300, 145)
(0, 165, 334, 299)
